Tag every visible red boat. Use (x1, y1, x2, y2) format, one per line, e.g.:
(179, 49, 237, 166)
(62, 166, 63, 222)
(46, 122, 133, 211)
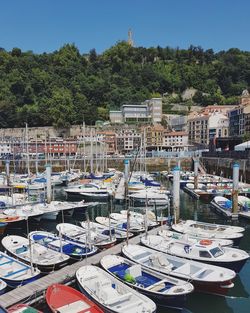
(8, 304, 42, 313)
(46, 284, 103, 313)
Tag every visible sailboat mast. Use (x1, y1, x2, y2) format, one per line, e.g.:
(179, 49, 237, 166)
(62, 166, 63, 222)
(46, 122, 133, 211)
(90, 128, 93, 173)
(35, 130, 38, 174)
(82, 121, 86, 173)
(25, 123, 30, 176)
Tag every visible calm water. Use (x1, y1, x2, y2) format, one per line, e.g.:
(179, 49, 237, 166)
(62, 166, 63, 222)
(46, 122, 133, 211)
(3, 182, 250, 313)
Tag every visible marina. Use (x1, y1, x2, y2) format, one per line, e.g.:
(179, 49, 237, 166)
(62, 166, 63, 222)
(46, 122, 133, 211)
(0, 164, 248, 312)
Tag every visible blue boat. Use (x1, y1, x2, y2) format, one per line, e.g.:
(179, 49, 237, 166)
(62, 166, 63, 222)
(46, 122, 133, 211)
(29, 230, 98, 260)
(0, 251, 40, 288)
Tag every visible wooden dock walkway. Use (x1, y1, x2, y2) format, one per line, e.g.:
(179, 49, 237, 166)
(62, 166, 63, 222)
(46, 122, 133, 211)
(0, 226, 161, 308)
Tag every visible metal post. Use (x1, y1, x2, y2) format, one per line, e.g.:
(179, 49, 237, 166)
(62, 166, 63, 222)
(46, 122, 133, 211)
(173, 166, 180, 223)
(90, 128, 93, 174)
(232, 162, 239, 214)
(194, 159, 199, 189)
(5, 160, 10, 186)
(25, 123, 30, 176)
(45, 164, 52, 204)
(124, 159, 130, 245)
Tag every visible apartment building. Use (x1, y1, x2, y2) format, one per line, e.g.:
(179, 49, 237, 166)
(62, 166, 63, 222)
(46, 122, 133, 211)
(163, 131, 189, 151)
(116, 128, 141, 154)
(144, 124, 164, 148)
(188, 112, 229, 145)
(228, 90, 250, 137)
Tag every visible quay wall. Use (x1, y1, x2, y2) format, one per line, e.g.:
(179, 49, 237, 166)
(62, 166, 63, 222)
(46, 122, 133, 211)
(0, 158, 192, 173)
(0, 125, 83, 139)
(201, 157, 250, 183)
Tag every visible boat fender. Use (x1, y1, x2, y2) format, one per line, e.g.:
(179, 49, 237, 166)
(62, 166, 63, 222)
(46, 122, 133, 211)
(199, 239, 213, 246)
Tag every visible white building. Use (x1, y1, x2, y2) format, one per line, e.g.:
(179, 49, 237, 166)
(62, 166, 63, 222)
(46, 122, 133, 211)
(109, 97, 162, 124)
(0, 141, 12, 155)
(208, 113, 229, 140)
(163, 131, 189, 151)
(109, 111, 123, 124)
(188, 111, 229, 145)
(145, 98, 162, 123)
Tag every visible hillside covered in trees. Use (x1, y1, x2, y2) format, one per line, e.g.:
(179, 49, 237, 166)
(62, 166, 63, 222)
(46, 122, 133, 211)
(0, 42, 250, 128)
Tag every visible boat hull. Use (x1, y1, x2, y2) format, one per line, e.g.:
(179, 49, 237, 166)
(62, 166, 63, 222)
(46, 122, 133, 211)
(204, 258, 248, 274)
(193, 279, 234, 296)
(3, 273, 40, 288)
(5, 250, 68, 273)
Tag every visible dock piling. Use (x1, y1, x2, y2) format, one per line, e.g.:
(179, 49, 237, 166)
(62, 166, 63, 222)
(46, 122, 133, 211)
(232, 162, 239, 214)
(5, 160, 10, 186)
(45, 164, 52, 204)
(173, 166, 180, 223)
(194, 159, 199, 189)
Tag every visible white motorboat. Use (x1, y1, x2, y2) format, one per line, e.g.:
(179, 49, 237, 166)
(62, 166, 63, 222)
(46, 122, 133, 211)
(129, 190, 169, 206)
(95, 217, 134, 238)
(238, 195, 250, 219)
(158, 229, 233, 247)
(110, 212, 158, 229)
(65, 183, 110, 199)
(0, 251, 40, 288)
(100, 254, 194, 310)
(210, 196, 237, 219)
(97, 215, 145, 234)
(122, 244, 236, 296)
(76, 265, 156, 313)
(2, 235, 69, 272)
(172, 220, 244, 245)
(30, 230, 98, 259)
(141, 234, 249, 273)
(120, 210, 168, 225)
(56, 223, 116, 249)
(81, 221, 123, 243)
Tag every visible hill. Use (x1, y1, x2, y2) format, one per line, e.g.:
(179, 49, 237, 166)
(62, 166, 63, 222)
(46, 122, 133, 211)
(0, 42, 249, 127)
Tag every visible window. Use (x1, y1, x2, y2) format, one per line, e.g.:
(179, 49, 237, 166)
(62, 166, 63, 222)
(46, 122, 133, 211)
(199, 251, 212, 258)
(210, 247, 224, 258)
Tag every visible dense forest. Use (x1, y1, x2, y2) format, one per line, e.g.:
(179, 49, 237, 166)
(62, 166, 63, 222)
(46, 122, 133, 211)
(0, 41, 250, 128)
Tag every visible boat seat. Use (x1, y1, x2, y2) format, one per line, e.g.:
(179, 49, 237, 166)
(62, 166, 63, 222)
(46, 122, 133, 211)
(149, 254, 173, 270)
(125, 264, 142, 278)
(115, 299, 143, 310)
(33, 245, 47, 255)
(146, 281, 166, 291)
(104, 292, 132, 306)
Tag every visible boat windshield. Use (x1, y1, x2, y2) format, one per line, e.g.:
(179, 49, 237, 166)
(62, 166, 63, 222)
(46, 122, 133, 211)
(209, 247, 224, 258)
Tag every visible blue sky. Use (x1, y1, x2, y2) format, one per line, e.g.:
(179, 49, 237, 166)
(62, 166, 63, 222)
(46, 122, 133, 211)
(0, 0, 249, 53)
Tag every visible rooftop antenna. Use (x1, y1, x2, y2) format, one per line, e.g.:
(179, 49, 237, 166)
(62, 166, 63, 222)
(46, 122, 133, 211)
(128, 28, 134, 47)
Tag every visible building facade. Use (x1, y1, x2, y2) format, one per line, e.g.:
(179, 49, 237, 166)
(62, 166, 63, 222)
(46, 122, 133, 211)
(163, 131, 189, 151)
(228, 90, 250, 137)
(188, 112, 229, 145)
(109, 97, 162, 124)
(116, 128, 141, 154)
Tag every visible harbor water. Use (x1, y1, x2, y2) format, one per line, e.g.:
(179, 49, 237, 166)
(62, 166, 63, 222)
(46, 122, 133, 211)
(1, 182, 250, 313)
